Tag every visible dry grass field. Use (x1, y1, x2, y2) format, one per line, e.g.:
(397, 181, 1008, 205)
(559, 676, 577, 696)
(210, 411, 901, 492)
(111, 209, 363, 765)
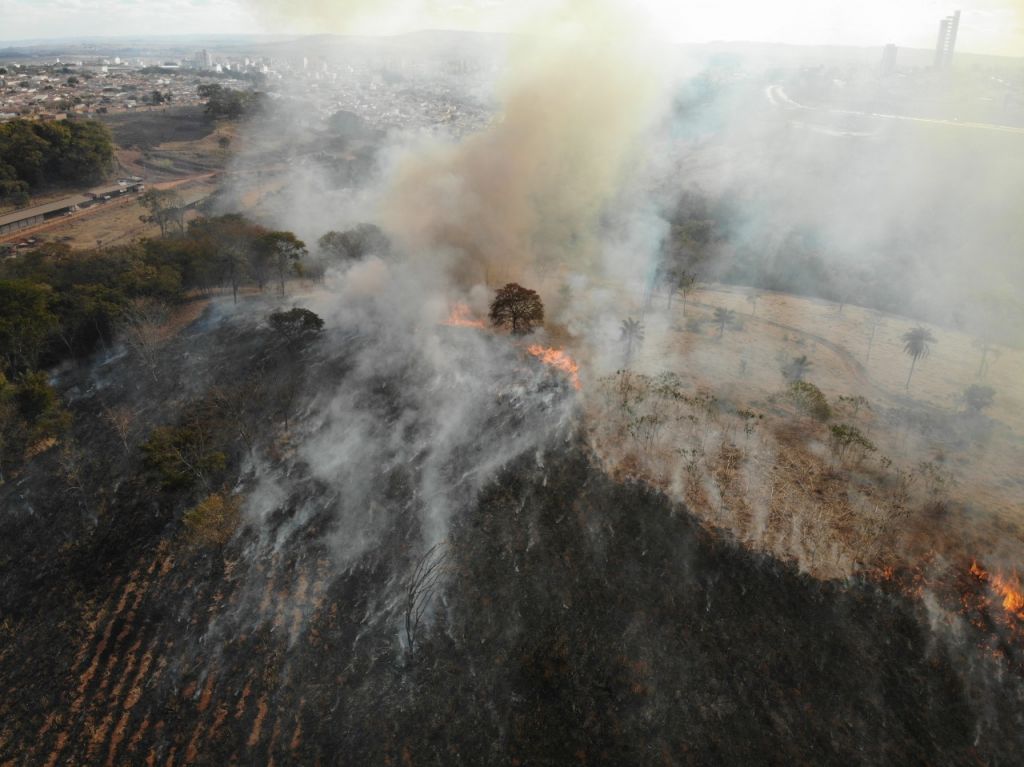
(580, 282, 1024, 579)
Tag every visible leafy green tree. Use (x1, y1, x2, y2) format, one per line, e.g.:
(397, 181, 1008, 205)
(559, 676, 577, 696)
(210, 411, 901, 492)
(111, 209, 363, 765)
(901, 326, 936, 390)
(0, 119, 113, 194)
(0, 280, 57, 375)
(186, 214, 269, 301)
(0, 120, 50, 187)
(0, 162, 30, 205)
(142, 421, 226, 490)
(489, 283, 544, 335)
(57, 120, 114, 182)
(263, 231, 307, 296)
(146, 226, 220, 291)
(198, 84, 264, 119)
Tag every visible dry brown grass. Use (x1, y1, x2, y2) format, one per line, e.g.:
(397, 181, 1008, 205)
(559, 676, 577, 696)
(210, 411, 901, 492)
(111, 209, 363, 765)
(581, 283, 1024, 579)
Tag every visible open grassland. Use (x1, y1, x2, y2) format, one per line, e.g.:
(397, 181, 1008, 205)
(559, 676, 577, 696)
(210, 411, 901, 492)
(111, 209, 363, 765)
(583, 283, 1024, 578)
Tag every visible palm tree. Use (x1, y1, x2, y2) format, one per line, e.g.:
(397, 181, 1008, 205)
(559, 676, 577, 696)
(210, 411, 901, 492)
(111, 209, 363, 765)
(783, 354, 812, 382)
(620, 317, 645, 366)
(901, 326, 936, 390)
(713, 307, 735, 338)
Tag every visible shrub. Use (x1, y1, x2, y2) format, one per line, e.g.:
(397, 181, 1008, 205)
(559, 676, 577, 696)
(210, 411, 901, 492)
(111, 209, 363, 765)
(828, 423, 876, 463)
(183, 492, 242, 546)
(268, 307, 324, 344)
(142, 423, 226, 490)
(960, 384, 995, 415)
(786, 380, 831, 422)
(14, 370, 57, 422)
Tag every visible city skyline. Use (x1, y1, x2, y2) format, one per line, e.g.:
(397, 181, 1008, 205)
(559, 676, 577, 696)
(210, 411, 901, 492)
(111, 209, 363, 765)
(1, 1, 1022, 58)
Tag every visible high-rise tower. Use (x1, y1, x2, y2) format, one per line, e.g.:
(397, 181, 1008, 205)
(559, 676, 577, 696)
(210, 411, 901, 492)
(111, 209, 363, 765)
(934, 10, 960, 69)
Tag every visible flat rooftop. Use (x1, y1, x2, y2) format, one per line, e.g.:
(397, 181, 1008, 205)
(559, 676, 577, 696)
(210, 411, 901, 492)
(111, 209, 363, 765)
(0, 181, 143, 229)
(0, 194, 93, 228)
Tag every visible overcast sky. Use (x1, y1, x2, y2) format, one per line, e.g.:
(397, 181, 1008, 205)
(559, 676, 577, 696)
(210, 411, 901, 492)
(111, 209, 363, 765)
(0, 0, 1021, 57)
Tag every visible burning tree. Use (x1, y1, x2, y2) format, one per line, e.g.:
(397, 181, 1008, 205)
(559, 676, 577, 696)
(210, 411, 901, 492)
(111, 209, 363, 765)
(489, 283, 544, 335)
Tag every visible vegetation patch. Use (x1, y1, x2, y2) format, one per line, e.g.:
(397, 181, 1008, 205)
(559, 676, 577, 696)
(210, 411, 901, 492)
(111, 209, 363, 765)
(183, 492, 242, 546)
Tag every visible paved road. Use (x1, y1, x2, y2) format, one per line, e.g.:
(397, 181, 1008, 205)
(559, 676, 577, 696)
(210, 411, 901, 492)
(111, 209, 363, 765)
(764, 84, 1024, 136)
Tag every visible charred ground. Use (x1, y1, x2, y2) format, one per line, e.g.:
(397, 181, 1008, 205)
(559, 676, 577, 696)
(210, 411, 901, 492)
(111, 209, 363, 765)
(1, 301, 1022, 766)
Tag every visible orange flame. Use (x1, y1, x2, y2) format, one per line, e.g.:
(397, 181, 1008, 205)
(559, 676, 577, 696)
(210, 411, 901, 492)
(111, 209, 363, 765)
(970, 560, 1024, 619)
(443, 303, 485, 329)
(526, 345, 581, 390)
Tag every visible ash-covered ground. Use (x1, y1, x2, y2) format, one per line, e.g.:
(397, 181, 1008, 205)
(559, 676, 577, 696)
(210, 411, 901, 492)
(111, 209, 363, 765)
(2, 297, 1022, 766)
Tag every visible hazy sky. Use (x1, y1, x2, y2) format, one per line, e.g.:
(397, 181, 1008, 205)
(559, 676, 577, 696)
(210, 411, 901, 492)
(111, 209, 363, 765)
(0, 0, 1021, 56)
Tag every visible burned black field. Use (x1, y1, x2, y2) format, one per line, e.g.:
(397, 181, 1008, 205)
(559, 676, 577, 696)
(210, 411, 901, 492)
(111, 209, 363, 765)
(1, 300, 1022, 766)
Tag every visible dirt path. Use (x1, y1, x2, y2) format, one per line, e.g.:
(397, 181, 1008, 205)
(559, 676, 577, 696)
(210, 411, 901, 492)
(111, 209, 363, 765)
(685, 290, 897, 407)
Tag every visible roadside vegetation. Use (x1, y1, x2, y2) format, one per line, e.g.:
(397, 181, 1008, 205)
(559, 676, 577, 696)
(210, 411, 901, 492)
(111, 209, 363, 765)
(0, 213, 327, 477)
(0, 118, 115, 204)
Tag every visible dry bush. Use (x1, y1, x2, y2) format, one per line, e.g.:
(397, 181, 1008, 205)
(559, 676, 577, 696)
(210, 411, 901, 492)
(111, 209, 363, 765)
(183, 492, 242, 547)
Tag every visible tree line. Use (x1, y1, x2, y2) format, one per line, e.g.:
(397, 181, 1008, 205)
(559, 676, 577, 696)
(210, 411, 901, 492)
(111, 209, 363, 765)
(0, 118, 114, 205)
(0, 214, 316, 476)
(197, 84, 265, 120)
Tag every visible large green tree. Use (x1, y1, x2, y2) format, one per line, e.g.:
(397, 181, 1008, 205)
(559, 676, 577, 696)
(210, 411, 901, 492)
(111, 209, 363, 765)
(262, 231, 307, 296)
(0, 118, 113, 200)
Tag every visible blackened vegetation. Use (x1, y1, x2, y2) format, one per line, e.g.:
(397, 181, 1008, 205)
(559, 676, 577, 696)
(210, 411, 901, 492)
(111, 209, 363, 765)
(0, 309, 1022, 766)
(268, 307, 325, 345)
